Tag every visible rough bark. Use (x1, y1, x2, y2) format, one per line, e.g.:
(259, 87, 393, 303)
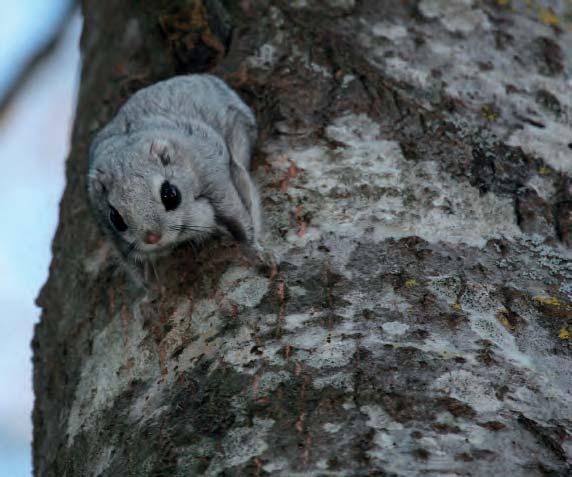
(34, 0, 572, 475)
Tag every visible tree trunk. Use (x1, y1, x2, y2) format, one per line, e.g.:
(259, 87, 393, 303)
(33, 0, 572, 475)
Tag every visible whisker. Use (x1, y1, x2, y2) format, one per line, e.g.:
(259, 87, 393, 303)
(169, 225, 211, 230)
(169, 224, 214, 232)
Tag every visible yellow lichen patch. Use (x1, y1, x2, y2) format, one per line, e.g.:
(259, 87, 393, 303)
(533, 296, 562, 307)
(538, 166, 551, 176)
(404, 279, 418, 288)
(500, 317, 512, 329)
(497, 308, 515, 331)
(558, 327, 570, 340)
(496, 0, 510, 6)
(481, 104, 498, 122)
(538, 8, 560, 27)
(451, 302, 462, 311)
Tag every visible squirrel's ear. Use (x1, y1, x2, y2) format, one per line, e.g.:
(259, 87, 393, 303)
(87, 167, 107, 196)
(149, 139, 171, 166)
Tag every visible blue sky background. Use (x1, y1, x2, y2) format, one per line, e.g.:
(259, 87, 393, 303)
(0, 2, 81, 476)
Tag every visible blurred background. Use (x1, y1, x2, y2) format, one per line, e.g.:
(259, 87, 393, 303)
(0, 1, 81, 475)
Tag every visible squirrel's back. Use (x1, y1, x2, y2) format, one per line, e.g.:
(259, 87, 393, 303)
(95, 75, 255, 148)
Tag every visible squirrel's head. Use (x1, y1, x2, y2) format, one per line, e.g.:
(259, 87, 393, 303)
(88, 131, 220, 259)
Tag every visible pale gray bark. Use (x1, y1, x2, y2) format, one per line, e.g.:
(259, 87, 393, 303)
(34, 1, 572, 475)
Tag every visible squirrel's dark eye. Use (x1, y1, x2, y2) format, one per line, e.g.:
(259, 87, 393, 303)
(160, 181, 181, 211)
(109, 205, 128, 232)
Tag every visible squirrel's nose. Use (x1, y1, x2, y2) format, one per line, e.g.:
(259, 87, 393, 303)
(144, 232, 162, 245)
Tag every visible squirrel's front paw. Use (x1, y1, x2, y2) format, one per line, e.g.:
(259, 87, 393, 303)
(247, 241, 279, 276)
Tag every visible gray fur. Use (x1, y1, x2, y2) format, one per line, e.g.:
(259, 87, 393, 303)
(88, 74, 265, 287)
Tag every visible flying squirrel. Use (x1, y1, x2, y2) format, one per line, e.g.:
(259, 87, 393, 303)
(88, 74, 272, 288)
